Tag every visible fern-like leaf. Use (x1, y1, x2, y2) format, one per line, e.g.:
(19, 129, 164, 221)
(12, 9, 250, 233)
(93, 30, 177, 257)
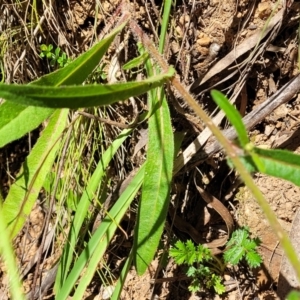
(169, 240, 197, 265)
(224, 227, 262, 267)
(223, 246, 244, 265)
(245, 250, 262, 268)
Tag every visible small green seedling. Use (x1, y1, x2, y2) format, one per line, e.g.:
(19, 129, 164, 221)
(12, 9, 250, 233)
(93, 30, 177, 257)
(169, 239, 225, 294)
(40, 44, 71, 68)
(224, 227, 262, 268)
(169, 227, 262, 294)
(85, 63, 107, 83)
(39, 44, 54, 59)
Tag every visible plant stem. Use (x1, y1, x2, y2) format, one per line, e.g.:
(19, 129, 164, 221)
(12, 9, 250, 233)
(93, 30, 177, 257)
(129, 19, 300, 282)
(174, 77, 300, 282)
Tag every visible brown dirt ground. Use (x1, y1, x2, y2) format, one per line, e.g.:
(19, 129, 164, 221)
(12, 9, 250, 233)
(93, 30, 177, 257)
(1, 0, 300, 299)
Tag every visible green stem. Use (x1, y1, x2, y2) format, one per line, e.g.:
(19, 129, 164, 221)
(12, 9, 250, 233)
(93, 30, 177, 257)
(159, 0, 172, 53)
(172, 75, 300, 282)
(130, 17, 300, 283)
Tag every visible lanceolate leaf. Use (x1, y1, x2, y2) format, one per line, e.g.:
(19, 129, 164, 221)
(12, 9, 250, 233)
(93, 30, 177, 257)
(210, 90, 249, 147)
(32, 22, 127, 87)
(0, 69, 175, 108)
(135, 90, 174, 275)
(123, 52, 150, 70)
(2, 109, 69, 238)
(56, 165, 145, 300)
(55, 127, 134, 292)
(0, 103, 53, 148)
(252, 147, 300, 187)
(0, 21, 127, 147)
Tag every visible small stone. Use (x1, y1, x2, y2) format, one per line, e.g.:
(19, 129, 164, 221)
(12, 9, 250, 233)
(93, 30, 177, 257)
(209, 42, 221, 58)
(99, 285, 115, 300)
(264, 125, 274, 136)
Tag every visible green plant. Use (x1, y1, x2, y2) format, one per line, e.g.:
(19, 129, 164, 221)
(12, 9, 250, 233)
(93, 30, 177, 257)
(210, 90, 300, 188)
(86, 63, 107, 83)
(0, 19, 175, 299)
(287, 291, 300, 300)
(170, 227, 262, 294)
(224, 227, 262, 268)
(170, 240, 225, 294)
(40, 44, 72, 68)
(1, 4, 300, 299)
(208, 90, 300, 281)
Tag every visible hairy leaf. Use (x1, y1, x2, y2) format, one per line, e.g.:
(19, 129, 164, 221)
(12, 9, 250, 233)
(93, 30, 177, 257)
(3, 109, 68, 238)
(135, 87, 174, 275)
(123, 52, 149, 70)
(0, 103, 54, 148)
(0, 69, 175, 109)
(0, 21, 126, 147)
(210, 90, 249, 147)
(253, 147, 300, 187)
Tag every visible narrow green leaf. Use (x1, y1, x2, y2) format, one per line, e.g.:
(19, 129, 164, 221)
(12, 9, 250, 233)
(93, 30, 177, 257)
(110, 250, 134, 300)
(0, 103, 54, 148)
(0, 68, 175, 108)
(135, 90, 174, 275)
(43, 172, 79, 211)
(0, 202, 26, 300)
(252, 147, 300, 187)
(0, 22, 127, 147)
(122, 52, 149, 70)
(227, 155, 257, 173)
(56, 165, 145, 300)
(55, 127, 134, 291)
(2, 109, 69, 238)
(210, 90, 249, 147)
(33, 22, 127, 86)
